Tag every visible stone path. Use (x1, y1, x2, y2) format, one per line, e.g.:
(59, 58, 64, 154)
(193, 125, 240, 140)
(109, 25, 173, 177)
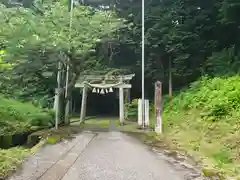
(8, 130, 206, 180)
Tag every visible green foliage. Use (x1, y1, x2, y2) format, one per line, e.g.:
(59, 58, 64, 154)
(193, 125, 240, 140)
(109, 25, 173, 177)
(0, 147, 30, 179)
(165, 76, 240, 120)
(220, 0, 240, 24)
(0, 3, 121, 64)
(206, 47, 240, 76)
(125, 99, 138, 120)
(213, 149, 232, 168)
(0, 50, 12, 70)
(0, 94, 53, 136)
(162, 76, 240, 177)
(102, 0, 240, 98)
(0, 2, 122, 106)
(126, 99, 154, 124)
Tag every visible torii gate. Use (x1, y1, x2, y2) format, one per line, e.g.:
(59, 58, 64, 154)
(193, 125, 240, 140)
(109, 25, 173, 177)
(74, 74, 135, 124)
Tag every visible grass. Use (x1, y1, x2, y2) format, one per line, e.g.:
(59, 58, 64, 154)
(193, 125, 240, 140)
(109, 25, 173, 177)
(0, 147, 30, 179)
(72, 117, 120, 129)
(83, 119, 111, 128)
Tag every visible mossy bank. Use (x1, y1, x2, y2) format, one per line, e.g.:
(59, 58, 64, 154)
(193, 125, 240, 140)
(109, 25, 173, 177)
(0, 94, 54, 179)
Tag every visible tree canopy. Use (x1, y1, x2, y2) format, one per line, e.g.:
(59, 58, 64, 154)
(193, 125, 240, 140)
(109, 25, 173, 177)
(1, 0, 240, 101)
(0, 0, 122, 106)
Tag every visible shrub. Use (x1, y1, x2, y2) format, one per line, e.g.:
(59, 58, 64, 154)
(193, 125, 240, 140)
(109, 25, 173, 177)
(126, 99, 154, 122)
(0, 94, 53, 136)
(165, 76, 240, 120)
(126, 99, 138, 121)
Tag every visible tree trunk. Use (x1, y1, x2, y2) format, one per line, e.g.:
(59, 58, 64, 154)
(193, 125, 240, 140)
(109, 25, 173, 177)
(55, 61, 63, 129)
(73, 98, 76, 115)
(60, 64, 66, 124)
(64, 62, 70, 125)
(169, 56, 173, 99)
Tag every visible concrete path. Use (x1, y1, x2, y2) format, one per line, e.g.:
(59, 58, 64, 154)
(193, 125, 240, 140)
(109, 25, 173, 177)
(8, 131, 205, 180)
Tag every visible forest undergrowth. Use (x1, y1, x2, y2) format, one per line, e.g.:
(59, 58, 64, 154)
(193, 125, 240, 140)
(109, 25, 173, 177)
(0, 94, 53, 179)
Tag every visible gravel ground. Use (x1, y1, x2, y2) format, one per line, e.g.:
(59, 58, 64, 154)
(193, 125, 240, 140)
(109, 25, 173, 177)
(8, 129, 206, 180)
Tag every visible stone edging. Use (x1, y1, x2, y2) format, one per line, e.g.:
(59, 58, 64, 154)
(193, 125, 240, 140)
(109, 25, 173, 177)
(30, 139, 46, 155)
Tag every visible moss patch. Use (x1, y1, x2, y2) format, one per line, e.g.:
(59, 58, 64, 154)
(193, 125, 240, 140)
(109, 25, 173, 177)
(84, 119, 110, 128)
(29, 125, 84, 145)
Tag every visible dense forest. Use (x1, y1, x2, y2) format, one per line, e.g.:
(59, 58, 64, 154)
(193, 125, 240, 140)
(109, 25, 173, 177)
(1, 0, 240, 102)
(1, 0, 240, 178)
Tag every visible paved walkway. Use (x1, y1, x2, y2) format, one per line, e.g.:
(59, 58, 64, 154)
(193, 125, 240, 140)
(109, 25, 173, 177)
(8, 131, 206, 180)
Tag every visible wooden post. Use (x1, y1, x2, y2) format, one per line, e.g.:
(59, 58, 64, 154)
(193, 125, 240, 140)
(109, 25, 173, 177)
(155, 81, 162, 133)
(80, 85, 88, 122)
(119, 87, 124, 125)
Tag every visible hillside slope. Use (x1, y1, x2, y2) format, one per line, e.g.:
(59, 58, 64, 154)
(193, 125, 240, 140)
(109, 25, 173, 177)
(0, 95, 53, 136)
(163, 76, 240, 178)
(0, 95, 54, 178)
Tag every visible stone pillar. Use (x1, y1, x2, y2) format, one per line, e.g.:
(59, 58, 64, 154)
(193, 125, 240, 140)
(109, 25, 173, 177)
(119, 87, 124, 124)
(80, 85, 88, 122)
(138, 99, 142, 126)
(145, 99, 150, 126)
(124, 89, 130, 119)
(138, 99, 149, 126)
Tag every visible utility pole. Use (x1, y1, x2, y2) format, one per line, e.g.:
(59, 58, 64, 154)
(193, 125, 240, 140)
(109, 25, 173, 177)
(141, 0, 145, 128)
(64, 0, 74, 125)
